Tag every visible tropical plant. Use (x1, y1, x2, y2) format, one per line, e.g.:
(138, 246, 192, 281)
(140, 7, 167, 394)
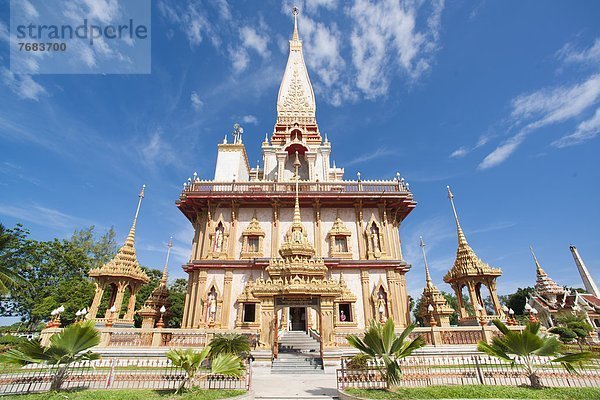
(166, 347, 245, 393)
(549, 315, 594, 351)
(477, 319, 592, 388)
(346, 319, 426, 388)
(0, 320, 100, 390)
(209, 333, 251, 358)
(346, 353, 370, 370)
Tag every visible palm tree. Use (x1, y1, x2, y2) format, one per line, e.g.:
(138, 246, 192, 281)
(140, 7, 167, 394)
(477, 319, 592, 388)
(346, 319, 426, 388)
(0, 224, 27, 295)
(209, 333, 251, 358)
(0, 320, 100, 390)
(166, 347, 245, 393)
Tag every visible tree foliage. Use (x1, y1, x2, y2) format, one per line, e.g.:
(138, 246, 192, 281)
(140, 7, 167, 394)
(0, 223, 28, 295)
(209, 333, 251, 358)
(477, 319, 592, 388)
(549, 315, 594, 349)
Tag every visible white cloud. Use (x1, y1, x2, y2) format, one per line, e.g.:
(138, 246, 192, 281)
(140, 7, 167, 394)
(21, 0, 39, 18)
(349, 0, 444, 98)
(449, 147, 468, 158)
(345, 147, 395, 166)
(0, 202, 91, 230)
(557, 38, 600, 67)
(190, 91, 203, 110)
(479, 74, 600, 169)
(1, 68, 47, 101)
(552, 107, 600, 148)
(239, 26, 270, 59)
(140, 129, 179, 168)
(242, 115, 258, 124)
(228, 46, 250, 74)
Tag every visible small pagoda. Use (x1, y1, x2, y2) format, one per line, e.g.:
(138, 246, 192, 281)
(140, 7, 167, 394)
(139, 238, 173, 329)
(88, 185, 150, 326)
(443, 186, 504, 325)
(417, 237, 454, 327)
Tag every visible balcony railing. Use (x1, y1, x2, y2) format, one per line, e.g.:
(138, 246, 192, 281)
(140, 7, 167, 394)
(181, 179, 411, 196)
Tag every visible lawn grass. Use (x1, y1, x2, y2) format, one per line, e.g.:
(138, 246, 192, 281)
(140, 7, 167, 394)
(2, 389, 245, 400)
(345, 385, 600, 399)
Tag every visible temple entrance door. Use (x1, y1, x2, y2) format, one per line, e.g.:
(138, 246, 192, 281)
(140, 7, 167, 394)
(290, 307, 306, 331)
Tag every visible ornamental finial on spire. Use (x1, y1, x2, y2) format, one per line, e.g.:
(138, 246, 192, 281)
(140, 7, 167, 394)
(446, 185, 468, 247)
(160, 237, 173, 286)
(292, 6, 300, 41)
(420, 236, 433, 288)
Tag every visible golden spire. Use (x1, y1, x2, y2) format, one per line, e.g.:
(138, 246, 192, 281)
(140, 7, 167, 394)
(292, 6, 300, 42)
(420, 236, 433, 289)
(160, 237, 173, 287)
(125, 184, 145, 246)
(447, 186, 468, 247)
(530, 245, 545, 276)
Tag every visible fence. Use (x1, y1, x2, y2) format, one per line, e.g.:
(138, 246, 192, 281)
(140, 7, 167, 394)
(0, 358, 250, 396)
(337, 355, 600, 390)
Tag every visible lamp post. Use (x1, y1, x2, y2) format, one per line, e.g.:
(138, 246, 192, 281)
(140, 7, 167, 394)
(427, 304, 437, 327)
(157, 305, 167, 328)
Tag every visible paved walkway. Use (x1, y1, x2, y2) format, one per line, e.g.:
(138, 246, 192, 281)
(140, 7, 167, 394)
(251, 368, 338, 399)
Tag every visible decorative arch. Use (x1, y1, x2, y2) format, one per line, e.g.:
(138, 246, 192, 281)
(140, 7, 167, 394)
(240, 212, 266, 259)
(371, 277, 393, 323)
(203, 277, 223, 327)
(365, 214, 386, 259)
(209, 214, 230, 259)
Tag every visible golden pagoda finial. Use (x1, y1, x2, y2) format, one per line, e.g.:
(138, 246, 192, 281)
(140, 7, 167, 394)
(420, 236, 433, 288)
(447, 185, 468, 247)
(125, 184, 145, 246)
(160, 237, 173, 286)
(530, 245, 545, 276)
(292, 6, 300, 42)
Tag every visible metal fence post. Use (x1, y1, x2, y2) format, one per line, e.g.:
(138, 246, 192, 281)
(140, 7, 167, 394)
(474, 355, 484, 385)
(340, 357, 346, 390)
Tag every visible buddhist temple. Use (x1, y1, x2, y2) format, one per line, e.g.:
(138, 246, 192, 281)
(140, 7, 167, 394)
(138, 237, 173, 329)
(176, 8, 416, 366)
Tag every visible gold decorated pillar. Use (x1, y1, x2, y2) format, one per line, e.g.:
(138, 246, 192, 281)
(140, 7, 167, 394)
(193, 270, 207, 328)
(386, 269, 400, 323)
(360, 269, 372, 324)
(89, 282, 105, 320)
(182, 276, 193, 327)
(355, 203, 366, 259)
(271, 201, 280, 258)
(259, 297, 274, 349)
(396, 272, 409, 326)
(228, 202, 239, 258)
(320, 297, 335, 348)
(313, 200, 322, 257)
(221, 270, 233, 328)
(124, 285, 139, 321)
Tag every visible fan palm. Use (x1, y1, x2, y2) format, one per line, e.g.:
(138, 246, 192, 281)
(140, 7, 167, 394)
(209, 333, 250, 358)
(477, 319, 592, 388)
(166, 347, 245, 393)
(0, 223, 28, 295)
(346, 319, 426, 388)
(0, 320, 100, 390)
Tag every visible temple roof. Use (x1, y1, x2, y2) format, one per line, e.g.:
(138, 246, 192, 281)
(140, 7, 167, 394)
(89, 185, 149, 284)
(531, 246, 565, 296)
(276, 7, 316, 124)
(443, 186, 502, 283)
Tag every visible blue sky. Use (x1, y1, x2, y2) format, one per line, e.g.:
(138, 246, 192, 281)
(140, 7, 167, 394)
(1, 0, 599, 323)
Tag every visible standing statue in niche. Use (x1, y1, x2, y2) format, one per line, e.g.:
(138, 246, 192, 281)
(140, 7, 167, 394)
(370, 223, 381, 254)
(377, 292, 387, 323)
(340, 310, 347, 322)
(214, 224, 224, 253)
(207, 289, 217, 322)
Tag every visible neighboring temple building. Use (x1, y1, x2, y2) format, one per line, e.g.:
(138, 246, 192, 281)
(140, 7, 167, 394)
(443, 186, 505, 325)
(175, 9, 415, 358)
(528, 246, 600, 336)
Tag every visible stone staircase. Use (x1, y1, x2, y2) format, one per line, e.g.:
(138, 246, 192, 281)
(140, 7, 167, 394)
(272, 331, 323, 373)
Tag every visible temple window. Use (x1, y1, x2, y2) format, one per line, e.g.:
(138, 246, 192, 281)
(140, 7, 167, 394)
(327, 215, 352, 259)
(334, 236, 348, 253)
(241, 214, 265, 258)
(243, 303, 256, 323)
(339, 303, 352, 322)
